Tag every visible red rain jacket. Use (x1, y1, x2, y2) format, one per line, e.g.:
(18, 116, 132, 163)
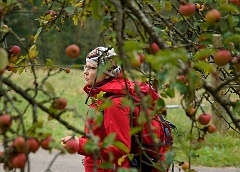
(79, 75, 161, 172)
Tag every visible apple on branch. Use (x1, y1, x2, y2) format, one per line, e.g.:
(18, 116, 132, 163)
(11, 153, 27, 169)
(13, 136, 26, 153)
(10, 45, 21, 56)
(205, 9, 221, 25)
(198, 112, 211, 125)
(207, 124, 217, 133)
(0, 114, 12, 131)
(41, 136, 54, 150)
(27, 138, 40, 153)
(213, 50, 231, 66)
(52, 97, 67, 110)
(179, 3, 196, 16)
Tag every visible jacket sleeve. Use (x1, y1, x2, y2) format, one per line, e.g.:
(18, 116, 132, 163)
(78, 97, 131, 163)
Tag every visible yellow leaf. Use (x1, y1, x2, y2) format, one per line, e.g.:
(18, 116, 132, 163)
(29, 44, 38, 59)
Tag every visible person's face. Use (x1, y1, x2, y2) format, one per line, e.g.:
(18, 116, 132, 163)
(83, 62, 107, 86)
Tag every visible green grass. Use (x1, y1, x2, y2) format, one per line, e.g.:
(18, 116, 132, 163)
(1, 68, 240, 168)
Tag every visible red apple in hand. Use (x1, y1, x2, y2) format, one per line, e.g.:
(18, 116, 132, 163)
(12, 153, 26, 169)
(0, 114, 12, 131)
(205, 9, 221, 25)
(213, 50, 231, 66)
(65, 139, 79, 154)
(179, 3, 196, 16)
(66, 44, 80, 59)
(10, 46, 21, 56)
(198, 112, 211, 125)
(53, 97, 67, 110)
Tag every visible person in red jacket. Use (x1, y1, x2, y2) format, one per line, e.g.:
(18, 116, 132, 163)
(61, 46, 132, 172)
(61, 46, 169, 172)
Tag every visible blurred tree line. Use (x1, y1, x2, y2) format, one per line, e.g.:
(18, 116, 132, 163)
(2, 0, 105, 66)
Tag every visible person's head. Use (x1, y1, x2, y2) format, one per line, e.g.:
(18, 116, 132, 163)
(84, 47, 121, 86)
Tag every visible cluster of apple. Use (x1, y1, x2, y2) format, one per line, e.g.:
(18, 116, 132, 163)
(0, 44, 21, 75)
(176, 109, 217, 171)
(130, 42, 160, 68)
(0, 114, 56, 170)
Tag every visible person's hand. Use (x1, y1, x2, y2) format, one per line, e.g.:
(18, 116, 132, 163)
(61, 136, 79, 147)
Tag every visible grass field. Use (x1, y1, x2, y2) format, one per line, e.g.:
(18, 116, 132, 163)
(1, 68, 240, 168)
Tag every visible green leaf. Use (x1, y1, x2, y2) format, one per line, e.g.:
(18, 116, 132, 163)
(223, 34, 240, 46)
(146, 48, 188, 71)
(34, 27, 42, 44)
(220, 4, 239, 14)
(45, 59, 53, 67)
(27, 121, 44, 132)
(123, 40, 145, 52)
(113, 140, 130, 153)
(89, 0, 103, 20)
(83, 140, 99, 154)
(0, 48, 9, 70)
(118, 167, 138, 172)
(18, 67, 25, 75)
(164, 151, 176, 166)
(99, 161, 113, 169)
(156, 98, 166, 108)
(43, 81, 56, 96)
(194, 61, 213, 73)
(193, 48, 216, 60)
(130, 126, 142, 136)
(102, 133, 116, 148)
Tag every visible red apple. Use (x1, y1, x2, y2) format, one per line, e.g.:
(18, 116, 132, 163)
(12, 153, 26, 169)
(207, 124, 217, 133)
(65, 44, 80, 59)
(213, 50, 231, 66)
(65, 68, 71, 73)
(198, 112, 211, 125)
(148, 42, 160, 54)
(13, 136, 26, 153)
(176, 74, 188, 84)
(10, 46, 21, 56)
(186, 107, 196, 117)
(0, 114, 12, 131)
(41, 136, 53, 150)
(53, 97, 67, 110)
(179, 3, 196, 16)
(65, 139, 79, 154)
(181, 162, 189, 170)
(232, 57, 240, 72)
(230, 0, 240, 6)
(45, 10, 56, 21)
(27, 138, 40, 153)
(205, 9, 221, 25)
(131, 53, 142, 67)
